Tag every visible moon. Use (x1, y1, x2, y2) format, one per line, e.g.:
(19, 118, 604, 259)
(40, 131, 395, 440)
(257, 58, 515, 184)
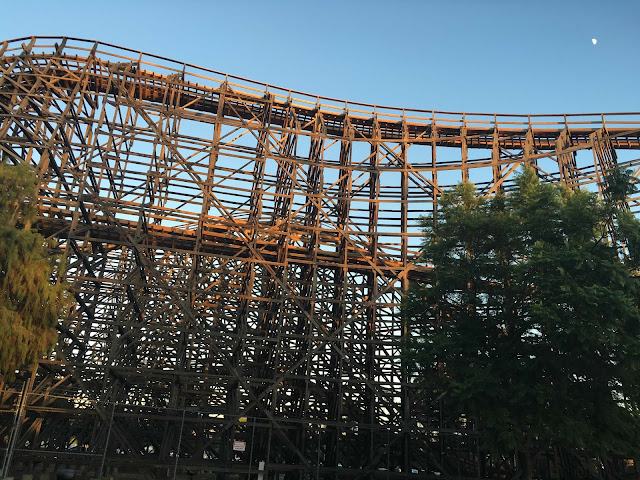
(592, 38, 597, 45)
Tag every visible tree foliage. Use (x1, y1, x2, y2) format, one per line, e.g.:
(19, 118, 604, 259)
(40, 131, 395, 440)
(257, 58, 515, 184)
(0, 161, 70, 377)
(405, 167, 640, 477)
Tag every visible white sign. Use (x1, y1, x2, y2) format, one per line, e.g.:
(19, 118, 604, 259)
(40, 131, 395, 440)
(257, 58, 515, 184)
(232, 440, 246, 452)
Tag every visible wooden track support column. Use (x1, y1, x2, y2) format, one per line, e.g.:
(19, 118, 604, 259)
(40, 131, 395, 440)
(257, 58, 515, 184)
(365, 117, 381, 466)
(400, 117, 411, 475)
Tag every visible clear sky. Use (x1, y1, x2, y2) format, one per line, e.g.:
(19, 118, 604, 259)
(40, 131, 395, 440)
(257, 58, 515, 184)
(2, 0, 639, 115)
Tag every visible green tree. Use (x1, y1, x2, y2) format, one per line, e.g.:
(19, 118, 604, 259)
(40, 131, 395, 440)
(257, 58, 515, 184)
(0, 160, 69, 377)
(406, 167, 640, 479)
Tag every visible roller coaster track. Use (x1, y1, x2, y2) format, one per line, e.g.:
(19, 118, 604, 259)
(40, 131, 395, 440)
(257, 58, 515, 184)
(1, 36, 639, 479)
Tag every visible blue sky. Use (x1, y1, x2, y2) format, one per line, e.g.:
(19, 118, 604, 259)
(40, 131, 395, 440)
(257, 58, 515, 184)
(2, 0, 639, 115)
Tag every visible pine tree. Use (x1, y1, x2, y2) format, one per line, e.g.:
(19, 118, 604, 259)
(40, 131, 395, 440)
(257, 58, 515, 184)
(0, 160, 70, 377)
(406, 167, 640, 479)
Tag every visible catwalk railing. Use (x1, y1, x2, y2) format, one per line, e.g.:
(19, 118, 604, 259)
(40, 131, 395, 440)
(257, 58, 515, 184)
(1, 36, 640, 479)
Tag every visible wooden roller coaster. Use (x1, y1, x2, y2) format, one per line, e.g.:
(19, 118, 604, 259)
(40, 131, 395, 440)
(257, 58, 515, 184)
(1, 36, 640, 479)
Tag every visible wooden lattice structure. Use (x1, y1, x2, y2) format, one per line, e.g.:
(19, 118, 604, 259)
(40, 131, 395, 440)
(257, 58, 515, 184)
(1, 36, 640, 479)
